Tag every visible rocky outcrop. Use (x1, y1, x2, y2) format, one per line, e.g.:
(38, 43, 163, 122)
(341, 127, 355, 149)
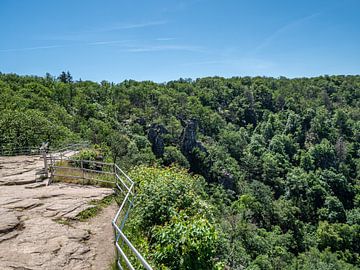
(135, 117, 146, 126)
(218, 171, 237, 191)
(180, 120, 208, 157)
(180, 120, 237, 191)
(0, 155, 115, 270)
(180, 120, 209, 175)
(148, 123, 168, 158)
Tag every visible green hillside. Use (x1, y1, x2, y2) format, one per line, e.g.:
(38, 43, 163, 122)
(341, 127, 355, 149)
(1, 72, 360, 269)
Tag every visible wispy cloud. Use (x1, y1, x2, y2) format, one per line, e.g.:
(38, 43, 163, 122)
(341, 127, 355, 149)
(0, 40, 206, 54)
(0, 45, 67, 53)
(88, 40, 133, 46)
(125, 44, 205, 53)
(77, 20, 167, 34)
(112, 21, 167, 30)
(0, 40, 130, 53)
(253, 13, 320, 53)
(156, 37, 177, 41)
(39, 20, 168, 41)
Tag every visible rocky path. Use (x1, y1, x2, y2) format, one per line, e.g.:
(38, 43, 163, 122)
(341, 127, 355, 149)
(0, 155, 116, 270)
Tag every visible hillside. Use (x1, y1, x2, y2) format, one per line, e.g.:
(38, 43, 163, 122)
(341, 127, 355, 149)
(1, 72, 360, 269)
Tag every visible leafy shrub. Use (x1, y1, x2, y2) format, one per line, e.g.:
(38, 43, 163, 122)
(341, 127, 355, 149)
(127, 166, 221, 269)
(162, 146, 190, 168)
(72, 148, 101, 169)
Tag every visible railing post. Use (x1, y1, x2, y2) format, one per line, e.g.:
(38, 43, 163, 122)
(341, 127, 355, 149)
(41, 142, 49, 179)
(43, 151, 48, 178)
(81, 160, 84, 184)
(113, 164, 116, 183)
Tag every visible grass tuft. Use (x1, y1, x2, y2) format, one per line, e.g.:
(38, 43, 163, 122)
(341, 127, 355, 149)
(76, 195, 115, 221)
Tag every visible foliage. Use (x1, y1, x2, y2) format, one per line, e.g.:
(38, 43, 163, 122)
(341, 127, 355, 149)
(72, 148, 101, 169)
(162, 146, 190, 168)
(127, 166, 220, 269)
(76, 195, 114, 221)
(1, 72, 360, 269)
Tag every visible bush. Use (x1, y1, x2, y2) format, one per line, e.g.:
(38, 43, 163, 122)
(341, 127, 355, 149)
(162, 146, 190, 168)
(73, 148, 101, 169)
(129, 166, 209, 230)
(127, 166, 221, 269)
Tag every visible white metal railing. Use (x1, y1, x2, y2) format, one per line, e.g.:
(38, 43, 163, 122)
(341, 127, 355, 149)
(47, 156, 115, 186)
(113, 164, 153, 270)
(1, 141, 153, 269)
(44, 143, 153, 270)
(0, 145, 41, 156)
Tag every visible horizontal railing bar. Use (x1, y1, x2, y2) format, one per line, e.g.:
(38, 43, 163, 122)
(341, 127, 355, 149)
(53, 174, 115, 184)
(0, 148, 40, 151)
(0, 153, 41, 156)
(82, 178, 115, 184)
(52, 166, 115, 176)
(82, 168, 115, 175)
(117, 260, 124, 270)
(115, 171, 134, 193)
(52, 166, 82, 170)
(0, 151, 40, 153)
(0, 150, 40, 153)
(52, 174, 83, 179)
(44, 142, 153, 270)
(116, 182, 125, 194)
(115, 174, 132, 193)
(51, 158, 114, 166)
(113, 184, 133, 222)
(115, 242, 136, 270)
(113, 224, 153, 270)
(115, 164, 134, 184)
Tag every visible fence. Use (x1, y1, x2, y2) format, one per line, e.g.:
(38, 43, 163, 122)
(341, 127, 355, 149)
(45, 144, 153, 270)
(0, 142, 89, 157)
(47, 156, 116, 186)
(0, 141, 153, 269)
(113, 164, 153, 270)
(0, 143, 41, 156)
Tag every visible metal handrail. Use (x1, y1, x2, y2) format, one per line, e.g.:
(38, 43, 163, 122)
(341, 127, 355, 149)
(1, 141, 152, 269)
(44, 143, 153, 270)
(0, 146, 41, 156)
(47, 142, 90, 153)
(112, 164, 153, 269)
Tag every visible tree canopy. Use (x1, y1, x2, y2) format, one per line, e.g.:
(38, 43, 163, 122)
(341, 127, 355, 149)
(0, 72, 359, 269)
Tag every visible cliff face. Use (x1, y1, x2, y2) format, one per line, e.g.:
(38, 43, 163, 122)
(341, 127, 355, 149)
(180, 120, 198, 155)
(180, 120, 209, 176)
(180, 120, 236, 191)
(147, 124, 167, 158)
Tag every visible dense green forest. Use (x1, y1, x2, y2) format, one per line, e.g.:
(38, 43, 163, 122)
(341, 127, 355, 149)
(1, 72, 360, 269)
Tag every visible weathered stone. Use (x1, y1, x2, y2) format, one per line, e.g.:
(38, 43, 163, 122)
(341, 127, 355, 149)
(0, 209, 20, 234)
(180, 119, 207, 155)
(24, 181, 47, 189)
(5, 199, 43, 210)
(0, 230, 19, 243)
(0, 155, 116, 269)
(180, 120, 208, 173)
(148, 123, 168, 157)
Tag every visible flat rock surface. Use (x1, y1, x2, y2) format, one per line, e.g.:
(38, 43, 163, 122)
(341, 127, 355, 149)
(0, 155, 116, 270)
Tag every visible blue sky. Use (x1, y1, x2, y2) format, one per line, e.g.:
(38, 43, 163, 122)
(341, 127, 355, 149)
(0, 0, 359, 82)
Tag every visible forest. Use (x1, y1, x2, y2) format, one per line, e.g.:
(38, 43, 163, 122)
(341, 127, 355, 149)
(0, 72, 360, 269)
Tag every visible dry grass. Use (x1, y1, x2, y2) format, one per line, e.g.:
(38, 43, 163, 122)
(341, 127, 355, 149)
(51, 160, 116, 188)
